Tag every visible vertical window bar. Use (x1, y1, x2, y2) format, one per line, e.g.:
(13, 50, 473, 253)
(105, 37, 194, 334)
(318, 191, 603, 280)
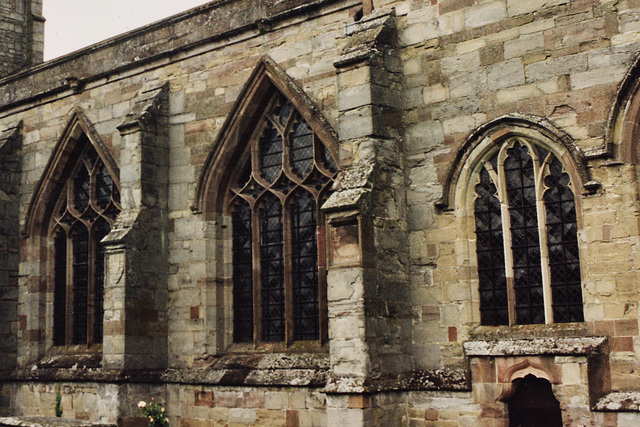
(232, 201, 254, 342)
(291, 191, 319, 340)
(53, 230, 67, 346)
(259, 195, 285, 342)
(504, 142, 545, 324)
(544, 158, 584, 323)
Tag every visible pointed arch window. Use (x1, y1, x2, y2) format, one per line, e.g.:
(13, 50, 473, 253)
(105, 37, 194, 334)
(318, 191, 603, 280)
(474, 139, 583, 326)
(227, 90, 337, 343)
(51, 136, 121, 346)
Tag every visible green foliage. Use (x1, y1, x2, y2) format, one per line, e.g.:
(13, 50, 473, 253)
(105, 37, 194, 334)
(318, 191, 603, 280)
(54, 390, 63, 418)
(138, 399, 168, 426)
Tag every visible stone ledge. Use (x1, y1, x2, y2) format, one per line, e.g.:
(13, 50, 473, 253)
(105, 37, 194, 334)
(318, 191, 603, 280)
(463, 336, 608, 357)
(594, 392, 640, 412)
(324, 368, 469, 393)
(0, 417, 114, 427)
(7, 352, 330, 388)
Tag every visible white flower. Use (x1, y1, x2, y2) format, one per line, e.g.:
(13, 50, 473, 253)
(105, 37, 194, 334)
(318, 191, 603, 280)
(138, 401, 147, 408)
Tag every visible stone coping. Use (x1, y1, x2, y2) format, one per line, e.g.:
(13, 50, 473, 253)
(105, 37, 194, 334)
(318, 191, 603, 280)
(594, 392, 640, 412)
(0, 417, 114, 427)
(463, 336, 608, 357)
(0, 0, 359, 112)
(7, 352, 330, 388)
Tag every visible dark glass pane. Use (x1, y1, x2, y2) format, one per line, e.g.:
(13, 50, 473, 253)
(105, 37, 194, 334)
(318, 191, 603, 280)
(304, 168, 332, 191)
(84, 143, 99, 168)
(72, 226, 89, 345)
(73, 165, 90, 212)
(272, 174, 296, 195)
(259, 122, 283, 183)
(232, 201, 254, 342)
(53, 230, 67, 346)
(474, 167, 509, 326)
(544, 157, 584, 323)
(259, 195, 285, 342)
(505, 142, 545, 324)
(93, 220, 110, 344)
(95, 163, 113, 209)
(272, 96, 294, 127)
(321, 144, 338, 174)
(237, 161, 252, 189)
(290, 120, 314, 178)
(291, 191, 319, 340)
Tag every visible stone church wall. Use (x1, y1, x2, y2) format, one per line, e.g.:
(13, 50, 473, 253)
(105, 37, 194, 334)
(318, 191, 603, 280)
(2, 0, 640, 425)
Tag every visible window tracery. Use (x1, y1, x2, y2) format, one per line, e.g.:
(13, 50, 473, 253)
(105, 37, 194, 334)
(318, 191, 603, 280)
(227, 91, 337, 343)
(51, 138, 120, 346)
(473, 139, 583, 326)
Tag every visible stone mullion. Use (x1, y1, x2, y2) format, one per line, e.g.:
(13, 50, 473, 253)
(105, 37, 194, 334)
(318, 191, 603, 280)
(282, 124, 295, 344)
(251, 203, 262, 343)
(534, 157, 554, 324)
(86, 226, 96, 346)
(495, 163, 517, 327)
(283, 198, 294, 344)
(64, 232, 73, 347)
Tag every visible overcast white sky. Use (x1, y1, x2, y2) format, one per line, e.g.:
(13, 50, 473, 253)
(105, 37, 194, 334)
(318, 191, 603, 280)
(43, 0, 212, 60)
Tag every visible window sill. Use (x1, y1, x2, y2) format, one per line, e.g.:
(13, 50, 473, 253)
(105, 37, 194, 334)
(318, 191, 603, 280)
(469, 322, 590, 341)
(225, 339, 328, 355)
(34, 344, 102, 370)
(463, 336, 607, 357)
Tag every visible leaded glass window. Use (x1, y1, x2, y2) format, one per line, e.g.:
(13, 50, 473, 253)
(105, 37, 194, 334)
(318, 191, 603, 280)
(227, 90, 337, 343)
(51, 138, 120, 346)
(473, 139, 583, 325)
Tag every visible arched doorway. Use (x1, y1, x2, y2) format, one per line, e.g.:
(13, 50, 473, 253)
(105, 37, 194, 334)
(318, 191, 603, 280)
(509, 374, 563, 427)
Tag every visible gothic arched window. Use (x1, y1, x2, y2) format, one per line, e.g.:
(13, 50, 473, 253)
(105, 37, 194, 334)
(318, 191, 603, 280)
(227, 90, 337, 343)
(474, 139, 583, 326)
(51, 137, 120, 346)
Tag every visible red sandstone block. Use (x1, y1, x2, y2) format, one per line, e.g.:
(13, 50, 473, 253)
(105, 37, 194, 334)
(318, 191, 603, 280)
(194, 390, 213, 407)
(472, 358, 496, 383)
(425, 409, 438, 421)
(285, 410, 299, 427)
(119, 417, 148, 427)
(603, 411, 617, 427)
(615, 318, 639, 336)
(593, 320, 615, 336)
(190, 306, 200, 319)
(448, 326, 457, 342)
(439, 0, 475, 14)
(239, 390, 265, 408)
(214, 391, 239, 408)
(348, 395, 370, 409)
(611, 336, 634, 352)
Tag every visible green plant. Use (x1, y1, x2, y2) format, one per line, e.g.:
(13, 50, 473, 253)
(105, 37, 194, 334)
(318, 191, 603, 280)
(138, 399, 168, 426)
(54, 389, 63, 418)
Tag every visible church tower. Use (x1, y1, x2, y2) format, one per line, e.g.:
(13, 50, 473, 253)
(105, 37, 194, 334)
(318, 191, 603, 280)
(0, 0, 44, 77)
